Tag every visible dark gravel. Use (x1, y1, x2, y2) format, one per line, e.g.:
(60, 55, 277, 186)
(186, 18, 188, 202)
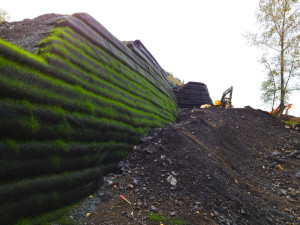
(67, 107, 300, 225)
(0, 13, 66, 53)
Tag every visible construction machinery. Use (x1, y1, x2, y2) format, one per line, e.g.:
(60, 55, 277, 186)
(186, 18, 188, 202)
(269, 104, 292, 115)
(215, 86, 233, 108)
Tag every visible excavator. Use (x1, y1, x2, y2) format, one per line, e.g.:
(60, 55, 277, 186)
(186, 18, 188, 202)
(215, 86, 233, 108)
(269, 104, 292, 115)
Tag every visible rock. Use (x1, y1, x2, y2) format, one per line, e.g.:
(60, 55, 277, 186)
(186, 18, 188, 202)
(133, 179, 139, 186)
(150, 205, 158, 212)
(296, 170, 300, 179)
(218, 216, 226, 223)
(140, 136, 152, 143)
(167, 175, 177, 186)
(170, 211, 176, 217)
(289, 151, 297, 157)
(290, 189, 297, 197)
(146, 149, 153, 154)
(169, 186, 176, 191)
(166, 158, 173, 165)
(272, 151, 280, 156)
(127, 184, 134, 189)
(278, 189, 286, 196)
(200, 104, 211, 109)
(144, 202, 148, 208)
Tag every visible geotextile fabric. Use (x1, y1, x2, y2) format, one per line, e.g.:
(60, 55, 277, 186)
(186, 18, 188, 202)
(0, 13, 177, 224)
(173, 82, 213, 108)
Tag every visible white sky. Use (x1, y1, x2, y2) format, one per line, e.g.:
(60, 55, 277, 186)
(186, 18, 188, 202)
(2, 0, 300, 116)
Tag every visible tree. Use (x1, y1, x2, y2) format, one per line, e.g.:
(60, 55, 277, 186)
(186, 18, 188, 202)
(0, 9, 10, 23)
(260, 56, 280, 112)
(246, 0, 300, 117)
(164, 70, 183, 88)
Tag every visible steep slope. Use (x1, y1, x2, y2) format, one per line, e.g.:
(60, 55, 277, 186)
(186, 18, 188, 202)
(0, 13, 177, 224)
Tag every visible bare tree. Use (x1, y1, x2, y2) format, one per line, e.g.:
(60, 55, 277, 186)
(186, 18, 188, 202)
(246, 0, 300, 117)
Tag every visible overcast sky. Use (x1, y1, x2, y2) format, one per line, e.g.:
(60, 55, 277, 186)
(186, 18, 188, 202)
(2, 0, 300, 116)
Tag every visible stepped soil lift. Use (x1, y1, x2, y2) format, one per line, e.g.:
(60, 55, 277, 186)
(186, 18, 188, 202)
(0, 13, 177, 224)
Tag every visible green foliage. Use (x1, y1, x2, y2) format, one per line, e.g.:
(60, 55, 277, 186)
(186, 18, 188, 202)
(246, 0, 300, 116)
(0, 9, 10, 23)
(147, 212, 186, 225)
(148, 212, 163, 222)
(164, 70, 183, 88)
(284, 120, 297, 126)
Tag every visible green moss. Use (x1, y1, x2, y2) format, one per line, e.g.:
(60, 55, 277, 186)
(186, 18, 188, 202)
(51, 156, 61, 167)
(39, 29, 176, 117)
(57, 122, 71, 138)
(116, 150, 129, 158)
(0, 38, 46, 64)
(54, 139, 68, 152)
(1, 139, 19, 154)
(21, 100, 34, 115)
(148, 212, 164, 222)
(147, 212, 186, 225)
(15, 204, 75, 225)
(20, 116, 40, 133)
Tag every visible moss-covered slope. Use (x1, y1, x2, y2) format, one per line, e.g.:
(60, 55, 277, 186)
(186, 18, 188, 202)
(0, 13, 177, 224)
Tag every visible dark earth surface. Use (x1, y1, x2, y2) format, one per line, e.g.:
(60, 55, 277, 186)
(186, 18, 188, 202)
(0, 13, 66, 53)
(68, 107, 300, 225)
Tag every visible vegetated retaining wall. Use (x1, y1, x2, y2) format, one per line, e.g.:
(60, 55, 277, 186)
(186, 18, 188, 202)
(173, 82, 213, 108)
(0, 13, 177, 224)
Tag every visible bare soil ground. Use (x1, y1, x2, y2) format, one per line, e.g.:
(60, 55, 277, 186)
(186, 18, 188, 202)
(70, 107, 300, 225)
(0, 14, 66, 53)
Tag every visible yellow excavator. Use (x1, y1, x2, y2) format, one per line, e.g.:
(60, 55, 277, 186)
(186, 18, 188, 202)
(215, 86, 233, 108)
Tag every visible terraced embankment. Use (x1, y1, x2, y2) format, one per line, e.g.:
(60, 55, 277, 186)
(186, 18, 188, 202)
(0, 13, 177, 224)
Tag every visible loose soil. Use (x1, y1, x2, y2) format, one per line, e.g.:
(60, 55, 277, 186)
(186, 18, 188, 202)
(70, 107, 300, 225)
(0, 14, 66, 53)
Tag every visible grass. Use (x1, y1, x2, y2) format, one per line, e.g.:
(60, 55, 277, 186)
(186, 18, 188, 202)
(284, 120, 297, 126)
(147, 212, 186, 225)
(0, 38, 46, 65)
(40, 38, 175, 121)
(67, 14, 175, 100)
(15, 204, 76, 225)
(42, 26, 176, 113)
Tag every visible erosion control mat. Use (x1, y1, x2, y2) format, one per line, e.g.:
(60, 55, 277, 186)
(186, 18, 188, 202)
(76, 107, 300, 225)
(0, 13, 177, 224)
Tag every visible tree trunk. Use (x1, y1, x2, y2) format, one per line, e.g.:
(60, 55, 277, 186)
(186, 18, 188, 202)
(275, 2, 287, 118)
(276, 48, 285, 118)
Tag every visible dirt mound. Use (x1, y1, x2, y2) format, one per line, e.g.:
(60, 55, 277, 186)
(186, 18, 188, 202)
(0, 13, 66, 53)
(71, 107, 300, 225)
